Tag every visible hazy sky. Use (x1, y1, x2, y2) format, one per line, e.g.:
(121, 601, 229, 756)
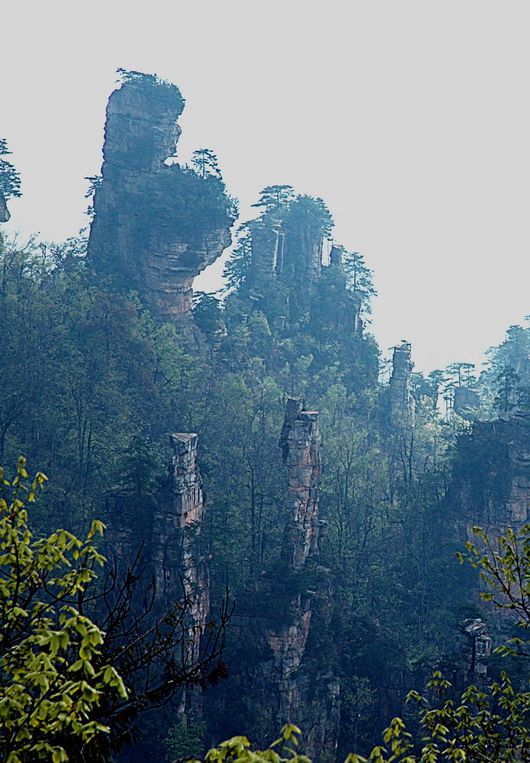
(2, 1, 529, 372)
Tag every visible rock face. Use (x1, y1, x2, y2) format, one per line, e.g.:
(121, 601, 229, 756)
(88, 72, 234, 319)
(250, 214, 285, 283)
(452, 407, 530, 536)
(207, 398, 338, 758)
(249, 206, 323, 288)
(105, 432, 210, 702)
(0, 190, 9, 223)
(389, 341, 414, 428)
(264, 399, 338, 758)
(279, 397, 322, 568)
(152, 433, 209, 665)
(453, 386, 481, 421)
(222, 398, 340, 759)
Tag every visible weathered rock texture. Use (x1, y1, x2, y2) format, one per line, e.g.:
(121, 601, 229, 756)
(270, 400, 337, 757)
(266, 399, 337, 758)
(452, 407, 530, 537)
(389, 341, 415, 428)
(105, 432, 210, 694)
(242, 198, 332, 327)
(249, 207, 322, 288)
(207, 398, 338, 758)
(279, 397, 322, 568)
(152, 434, 209, 664)
(453, 386, 481, 421)
(88, 72, 233, 319)
(0, 190, 9, 222)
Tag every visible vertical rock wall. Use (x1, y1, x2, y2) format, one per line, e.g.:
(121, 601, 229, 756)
(389, 341, 415, 428)
(88, 72, 233, 320)
(246, 200, 326, 311)
(263, 398, 338, 759)
(279, 397, 322, 568)
(250, 216, 284, 282)
(105, 432, 210, 705)
(452, 408, 530, 536)
(152, 433, 210, 665)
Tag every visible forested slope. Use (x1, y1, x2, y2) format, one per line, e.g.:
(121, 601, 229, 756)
(1, 71, 529, 762)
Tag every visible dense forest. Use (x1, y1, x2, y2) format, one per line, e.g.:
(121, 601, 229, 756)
(1, 71, 529, 763)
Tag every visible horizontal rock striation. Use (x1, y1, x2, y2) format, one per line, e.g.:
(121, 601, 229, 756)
(88, 72, 234, 319)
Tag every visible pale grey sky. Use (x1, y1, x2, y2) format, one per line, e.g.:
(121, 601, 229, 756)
(2, 0, 529, 372)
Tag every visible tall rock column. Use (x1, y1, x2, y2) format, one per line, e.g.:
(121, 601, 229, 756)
(279, 397, 322, 568)
(389, 341, 415, 428)
(205, 400, 338, 758)
(88, 71, 234, 320)
(152, 433, 210, 668)
(105, 432, 210, 706)
(264, 398, 338, 759)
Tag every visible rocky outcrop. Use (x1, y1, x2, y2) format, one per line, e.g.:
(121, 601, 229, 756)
(389, 341, 414, 428)
(250, 215, 285, 283)
(453, 386, 481, 421)
(105, 432, 210, 682)
(452, 407, 530, 536)
(264, 399, 338, 759)
(207, 398, 338, 758)
(152, 433, 209, 663)
(0, 190, 9, 223)
(249, 204, 323, 287)
(88, 71, 234, 319)
(279, 397, 322, 568)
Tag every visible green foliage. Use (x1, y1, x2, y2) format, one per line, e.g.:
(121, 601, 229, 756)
(223, 225, 253, 292)
(200, 724, 309, 763)
(205, 522, 530, 762)
(342, 251, 376, 316)
(193, 291, 224, 341)
(84, 175, 102, 219)
(284, 194, 333, 241)
(480, 320, 530, 415)
(0, 236, 203, 527)
(192, 149, 223, 181)
(4, 145, 523, 760)
(251, 185, 295, 212)
(0, 458, 127, 762)
(445, 362, 476, 389)
(164, 717, 207, 761)
(0, 138, 21, 200)
(460, 524, 530, 654)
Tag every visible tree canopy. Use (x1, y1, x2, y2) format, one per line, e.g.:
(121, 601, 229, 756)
(0, 138, 21, 201)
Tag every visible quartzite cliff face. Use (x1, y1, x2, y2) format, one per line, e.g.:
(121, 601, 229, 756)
(88, 72, 234, 319)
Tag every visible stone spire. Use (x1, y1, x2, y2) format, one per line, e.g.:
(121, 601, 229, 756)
(88, 72, 233, 319)
(263, 398, 338, 758)
(152, 433, 209, 664)
(279, 397, 322, 568)
(389, 341, 415, 428)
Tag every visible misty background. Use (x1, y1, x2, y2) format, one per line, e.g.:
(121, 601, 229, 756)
(2, 0, 529, 372)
